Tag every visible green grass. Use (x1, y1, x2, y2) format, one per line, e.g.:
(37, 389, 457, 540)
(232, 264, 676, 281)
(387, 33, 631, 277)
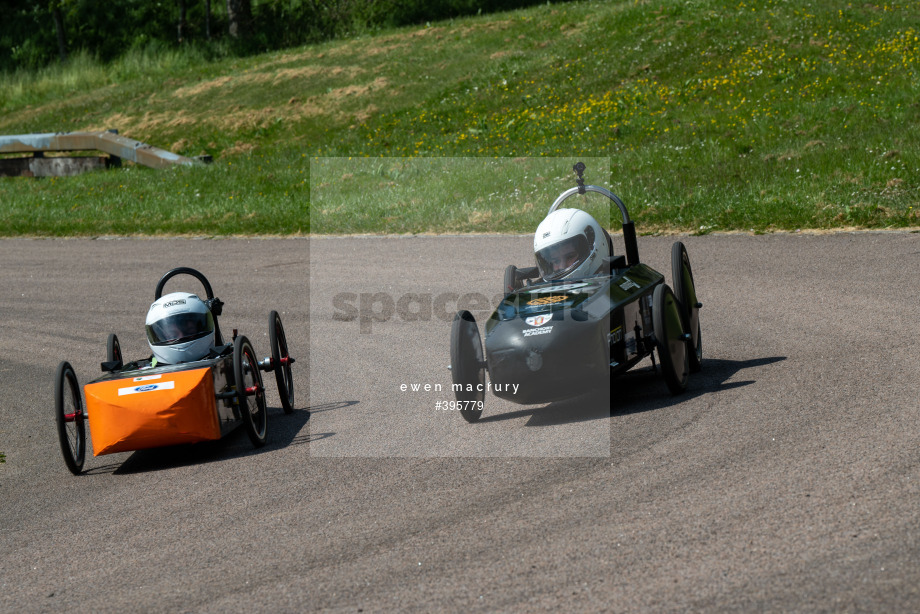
(1, 0, 918, 236)
(311, 157, 611, 233)
(0, 151, 308, 235)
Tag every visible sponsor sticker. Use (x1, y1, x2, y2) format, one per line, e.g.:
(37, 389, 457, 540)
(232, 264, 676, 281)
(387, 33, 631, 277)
(609, 326, 623, 344)
(525, 315, 552, 327)
(527, 295, 568, 306)
(619, 277, 640, 292)
(163, 299, 187, 308)
(133, 374, 163, 382)
(118, 381, 176, 396)
(527, 282, 589, 294)
(522, 326, 553, 337)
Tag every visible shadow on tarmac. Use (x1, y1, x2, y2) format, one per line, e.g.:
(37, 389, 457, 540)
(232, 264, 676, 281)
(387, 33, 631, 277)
(476, 356, 786, 427)
(611, 355, 787, 417)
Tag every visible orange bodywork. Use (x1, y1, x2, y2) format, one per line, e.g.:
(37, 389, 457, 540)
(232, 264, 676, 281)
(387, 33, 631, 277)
(85, 367, 221, 456)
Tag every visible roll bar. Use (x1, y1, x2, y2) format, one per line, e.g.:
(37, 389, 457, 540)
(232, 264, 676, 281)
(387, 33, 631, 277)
(547, 163, 640, 266)
(154, 267, 225, 346)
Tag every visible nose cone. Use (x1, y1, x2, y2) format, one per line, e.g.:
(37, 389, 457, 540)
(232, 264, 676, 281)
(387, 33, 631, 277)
(485, 312, 609, 404)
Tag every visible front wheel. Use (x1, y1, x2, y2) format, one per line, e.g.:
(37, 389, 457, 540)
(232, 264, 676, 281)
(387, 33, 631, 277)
(234, 336, 267, 447)
(672, 241, 702, 372)
(54, 361, 86, 474)
(450, 311, 485, 423)
(268, 310, 295, 414)
(652, 284, 690, 395)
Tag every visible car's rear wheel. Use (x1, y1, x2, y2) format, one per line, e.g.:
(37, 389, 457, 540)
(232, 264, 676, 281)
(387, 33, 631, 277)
(450, 310, 485, 423)
(652, 284, 690, 395)
(234, 336, 267, 447)
(503, 265, 522, 295)
(268, 310, 295, 414)
(54, 361, 86, 475)
(106, 333, 123, 366)
(672, 241, 702, 372)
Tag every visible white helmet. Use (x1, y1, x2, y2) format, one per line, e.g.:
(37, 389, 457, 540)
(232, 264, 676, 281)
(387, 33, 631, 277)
(534, 208, 610, 281)
(145, 292, 215, 364)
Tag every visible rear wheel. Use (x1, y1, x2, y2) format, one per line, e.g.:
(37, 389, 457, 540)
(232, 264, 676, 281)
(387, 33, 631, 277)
(503, 265, 522, 295)
(672, 241, 702, 372)
(54, 361, 85, 474)
(234, 336, 267, 447)
(106, 333, 123, 366)
(450, 311, 485, 423)
(652, 284, 690, 395)
(268, 310, 295, 414)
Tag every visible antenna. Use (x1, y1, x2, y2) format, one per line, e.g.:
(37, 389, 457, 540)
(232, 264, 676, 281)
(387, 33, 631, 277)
(573, 161, 587, 195)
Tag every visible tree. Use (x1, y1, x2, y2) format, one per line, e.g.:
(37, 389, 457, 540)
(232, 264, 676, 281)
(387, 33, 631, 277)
(226, 0, 252, 39)
(177, 0, 187, 43)
(50, 0, 67, 62)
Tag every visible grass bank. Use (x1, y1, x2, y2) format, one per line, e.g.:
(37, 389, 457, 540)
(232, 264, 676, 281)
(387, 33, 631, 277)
(1, 0, 918, 236)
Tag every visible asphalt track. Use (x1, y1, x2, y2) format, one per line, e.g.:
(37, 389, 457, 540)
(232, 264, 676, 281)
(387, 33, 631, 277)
(2, 232, 920, 612)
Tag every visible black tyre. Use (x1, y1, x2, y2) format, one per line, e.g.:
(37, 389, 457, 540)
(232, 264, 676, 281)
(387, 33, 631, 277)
(652, 284, 690, 395)
(106, 333, 123, 366)
(450, 310, 485, 423)
(234, 336, 267, 447)
(269, 310, 295, 414)
(671, 241, 702, 372)
(503, 265, 522, 295)
(54, 361, 86, 475)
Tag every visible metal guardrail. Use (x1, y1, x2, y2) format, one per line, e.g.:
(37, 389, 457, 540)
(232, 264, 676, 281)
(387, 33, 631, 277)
(0, 130, 203, 176)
